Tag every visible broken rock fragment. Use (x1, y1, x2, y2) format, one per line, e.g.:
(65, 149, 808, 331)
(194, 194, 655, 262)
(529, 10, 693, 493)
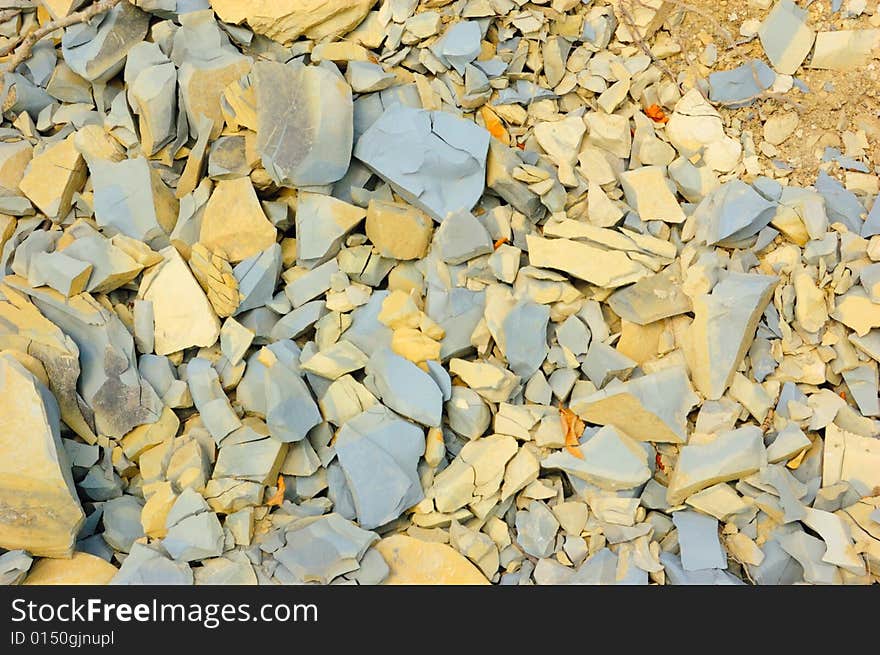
(0, 353, 84, 558)
(254, 61, 353, 188)
(354, 105, 490, 223)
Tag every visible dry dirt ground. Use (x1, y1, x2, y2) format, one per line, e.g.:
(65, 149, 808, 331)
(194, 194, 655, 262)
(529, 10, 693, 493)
(651, 0, 880, 188)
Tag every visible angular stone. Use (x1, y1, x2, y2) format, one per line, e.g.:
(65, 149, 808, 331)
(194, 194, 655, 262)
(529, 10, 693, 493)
(684, 273, 777, 400)
(366, 348, 443, 427)
(573, 366, 699, 444)
(673, 510, 727, 571)
(365, 200, 433, 260)
(823, 423, 880, 495)
(544, 425, 652, 490)
(619, 166, 685, 223)
(295, 192, 365, 264)
(139, 246, 220, 356)
(61, 2, 151, 82)
(515, 500, 559, 558)
(449, 358, 520, 403)
(211, 0, 377, 44)
(831, 288, 880, 336)
(810, 29, 880, 71)
(8, 280, 163, 438)
(526, 235, 649, 288)
(432, 209, 494, 265)
(233, 243, 282, 315)
(354, 105, 490, 223)
(24, 552, 116, 585)
(607, 262, 692, 325)
(102, 495, 145, 553)
(335, 405, 425, 529)
(200, 177, 277, 263)
(110, 542, 193, 585)
(125, 43, 178, 156)
(87, 156, 175, 249)
(253, 61, 353, 188)
(18, 134, 85, 220)
(758, 0, 815, 75)
(694, 180, 777, 246)
(667, 426, 767, 504)
(376, 534, 489, 584)
(0, 353, 84, 558)
(275, 513, 377, 584)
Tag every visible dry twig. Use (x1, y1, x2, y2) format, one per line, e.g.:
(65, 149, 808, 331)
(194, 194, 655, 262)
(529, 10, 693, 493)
(0, 0, 123, 73)
(619, 1, 677, 83)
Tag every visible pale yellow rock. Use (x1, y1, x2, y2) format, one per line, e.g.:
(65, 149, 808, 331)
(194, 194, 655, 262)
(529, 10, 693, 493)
(375, 534, 490, 585)
(378, 290, 421, 329)
(366, 200, 433, 260)
(120, 406, 180, 461)
(831, 289, 880, 336)
(526, 235, 649, 288)
(140, 481, 177, 539)
(139, 246, 221, 356)
(210, 0, 378, 44)
(0, 353, 84, 558)
(200, 177, 277, 263)
(39, 0, 83, 20)
(392, 328, 441, 363)
(24, 552, 117, 585)
(18, 134, 86, 220)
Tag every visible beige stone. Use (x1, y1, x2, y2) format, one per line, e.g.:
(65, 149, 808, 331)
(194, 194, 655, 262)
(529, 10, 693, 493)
(200, 177, 277, 263)
(0, 140, 32, 195)
(391, 328, 441, 364)
(526, 235, 649, 288)
(18, 135, 86, 220)
(366, 200, 433, 260)
(210, 0, 377, 44)
(24, 552, 117, 585)
(0, 353, 84, 558)
(375, 534, 490, 584)
(138, 246, 221, 355)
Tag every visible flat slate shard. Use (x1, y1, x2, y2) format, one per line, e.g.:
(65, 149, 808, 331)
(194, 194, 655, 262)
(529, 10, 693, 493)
(619, 166, 685, 223)
(334, 405, 425, 530)
(366, 348, 443, 427)
(708, 60, 776, 107)
(61, 2, 151, 82)
(684, 272, 777, 400)
(210, 0, 377, 44)
(667, 426, 767, 504)
(607, 263, 692, 325)
(673, 510, 727, 571)
(526, 235, 649, 288)
(139, 246, 221, 356)
(376, 534, 489, 584)
(88, 156, 173, 249)
(354, 105, 490, 223)
(263, 350, 322, 443)
(295, 193, 366, 264)
(573, 366, 699, 444)
(102, 495, 145, 553)
(254, 61, 353, 188)
(18, 134, 86, 220)
(275, 513, 377, 584)
(0, 354, 84, 558)
(810, 29, 880, 71)
(694, 180, 778, 246)
(758, 0, 815, 75)
(543, 425, 652, 490)
(432, 209, 494, 264)
(515, 500, 559, 558)
(8, 280, 163, 438)
(111, 542, 193, 585)
(24, 551, 117, 585)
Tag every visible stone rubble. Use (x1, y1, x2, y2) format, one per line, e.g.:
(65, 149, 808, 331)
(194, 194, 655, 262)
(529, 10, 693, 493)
(1, 0, 880, 587)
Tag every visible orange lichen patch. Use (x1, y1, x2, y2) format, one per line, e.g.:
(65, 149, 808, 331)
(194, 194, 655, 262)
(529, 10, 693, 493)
(480, 106, 510, 145)
(493, 237, 509, 250)
(560, 407, 585, 460)
(645, 104, 669, 124)
(266, 475, 286, 507)
(655, 452, 666, 473)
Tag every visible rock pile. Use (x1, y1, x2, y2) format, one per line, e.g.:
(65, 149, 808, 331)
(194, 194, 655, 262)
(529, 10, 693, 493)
(1, 0, 879, 585)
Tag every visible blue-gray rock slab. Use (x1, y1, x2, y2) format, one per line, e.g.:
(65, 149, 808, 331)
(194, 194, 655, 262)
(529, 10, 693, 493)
(334, 405, 425, 530)
(354, 104, 490, 223)
(366, 347, 443, 426)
